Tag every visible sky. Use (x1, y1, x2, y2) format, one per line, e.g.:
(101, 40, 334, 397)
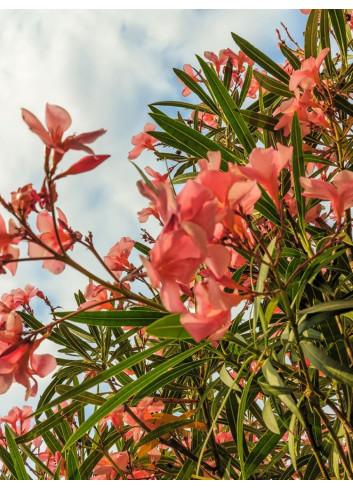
(0, 9, 306, 414)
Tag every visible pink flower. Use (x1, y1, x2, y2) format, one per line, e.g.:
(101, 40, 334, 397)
(204, 49, 238, 74)
(289, 48, 330, 92)
(300, 170, 353, 221)
(0, 314, 56, 399)
(124, 397, 164, 442)
(93, 452, 129, 479)
(128, 123, 157, 160)
(239, 144, 293, 207)
(28, 208, 74, 274)
(0, 406, 32, 436)
(21, 103, 106, 165)
(142, 230, 204, 313)
(10, 184, 38, 218)
(0, 215, 21, 276)
(78, 283, 116, 311)
(181, 277, 242, 342)
(178, 64, 200, 97)
(104, 237, 135, 278)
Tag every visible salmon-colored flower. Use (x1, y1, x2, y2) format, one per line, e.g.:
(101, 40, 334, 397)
(0, 215, 21, 276)
(28, 208, 74, 274)
(92, 452, 129, 480)
(289, 48, 330, 92)
(239, 144, 293, 207)
(104, 237, 135, 278)
(178, 64, 200, 97)
(300, 170, 353, 221)
(21, 103, 106, 165)
(128, 123, 157, 160)
(0, 406, 32, 436)
(78, 283, 116, 311)
(181, 277, 242, 342)
(0, 313, 56, 399)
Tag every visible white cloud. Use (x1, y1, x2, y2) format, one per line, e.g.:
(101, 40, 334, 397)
(0, 9, 304, 413)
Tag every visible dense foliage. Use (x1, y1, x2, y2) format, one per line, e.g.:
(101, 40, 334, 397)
(1, 9, 353, 480)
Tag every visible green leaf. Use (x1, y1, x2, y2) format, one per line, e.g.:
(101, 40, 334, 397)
(299, 298, 353, 317)
(291, 112, 306, 234)
(176, 459, 195, 480)
(262, 398, 280, 434)
(5, 425, 30, 480)
(262, 359, 304, 425)
(16, 401, 82, 444)
(320, 10, 337, 77)
(253, 71, 294, 99)
(55, 309, 167, 327)
(334, 94, 353, 118)
(146, 314, 192, 339)
(171, 172, 198, 185)
(19, 443, 54, 479)
(243, 411, 290, 480)
(32, 341, 170, 416)
(130, 161, 157, 193)
(197, 56, 256, 155)
(62, 344, 204, 451)
(329, 10, 347, 68)
(137, 419, 194, 447)
(134, 359, 206, 401)
(150, 112, 237, 169)
(237, 369, 256, 479)
(152, 130, 201, 157)
(279, 44, 301, 70)
(304, 10, 319, 58)
(173, 67, 220, 115)
(0, 443, 17, 479)
(288, 412, 298, 472)
(134, 242, 150, 256)
(232, 32, 290, 84)
(239, 65, 253, 107)
(240, 110, 278, 131)
(301, 340, 353, 386)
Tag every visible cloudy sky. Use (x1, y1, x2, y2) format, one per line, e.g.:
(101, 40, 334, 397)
(0, 9, 306, 413)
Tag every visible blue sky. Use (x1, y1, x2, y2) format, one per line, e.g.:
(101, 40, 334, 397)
(0, 9, 306, 413)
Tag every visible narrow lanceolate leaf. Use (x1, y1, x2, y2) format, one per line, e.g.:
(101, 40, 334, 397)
(237, 370, 256, 479)
(32, 341, 170, 416)
(329, 10, 348, 68)
(134, 241, 150, 256)
(171, 172, 198, 185)
(262, 398, 280, 434)
(304, 10, 319, 58)
(243, 411, 291, 480)
(5, 425, 31, 480)
(62, 344, 204, 451)
(334, 94, 353, 118)
(299, 299, 353, 317)
(146, 314, 192, 339)
(232, 32, 290, 84)
(16, 402, 82, 444)
(320, 10, 337, 77)
(279, 44, 301, 70)
(137, 419, 195, 447)
(301, 341, 353, 387)
(291, 112, 306, 234)
(55, 310, 167, 327)
(0, 443, 17, 479)
(253, 237, 276, 337)
(150, 112, 236, 169)
(197, 56, 256, 155)
(253, 71, 294, 99)
(173, 68, 220, 115)
(240, 110, 278, 131)
(262, 359, 304, 425)
(239, 65, 253, 107)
